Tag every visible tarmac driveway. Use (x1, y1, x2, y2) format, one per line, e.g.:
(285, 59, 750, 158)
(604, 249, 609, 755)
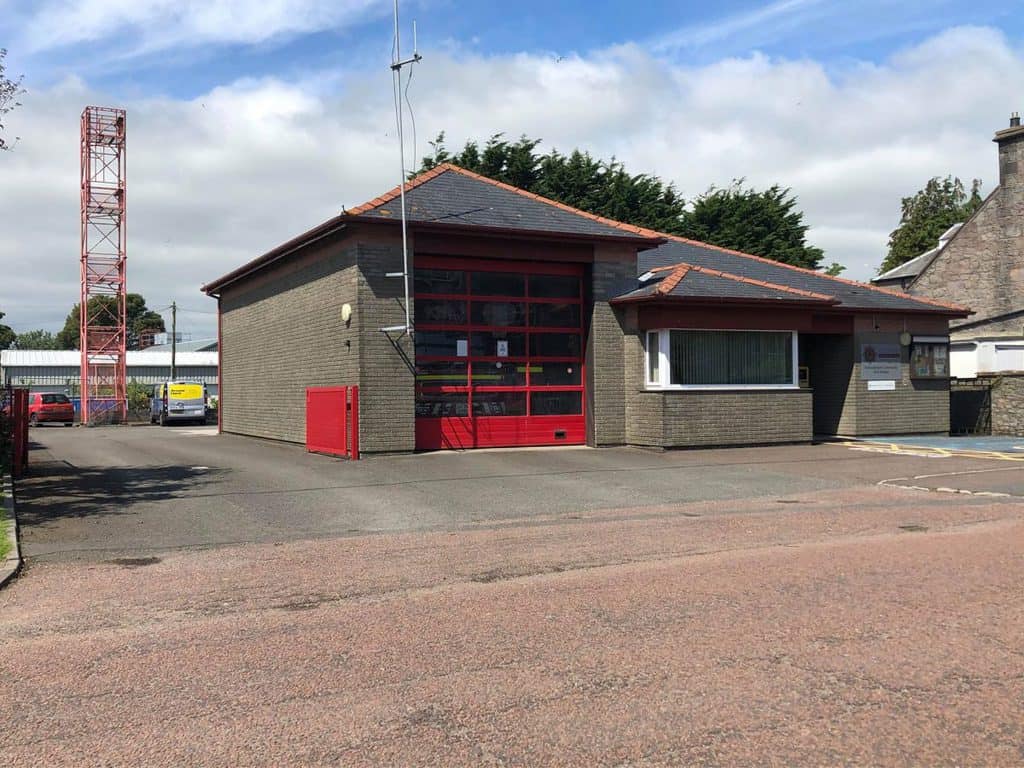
(17, 424, 1024, 562)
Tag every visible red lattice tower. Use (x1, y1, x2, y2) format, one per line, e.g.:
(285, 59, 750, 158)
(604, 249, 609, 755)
(80, 106, 127, 425)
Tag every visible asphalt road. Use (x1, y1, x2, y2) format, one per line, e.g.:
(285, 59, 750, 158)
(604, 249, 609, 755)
(16, 425, 1024, 561)
(2, 427, 1023, 765)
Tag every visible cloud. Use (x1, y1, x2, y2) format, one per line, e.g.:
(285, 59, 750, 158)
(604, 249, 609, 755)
(1, 25, 1022, 338)
(19, 0, 386, 54)
(653, 0, 826, 52)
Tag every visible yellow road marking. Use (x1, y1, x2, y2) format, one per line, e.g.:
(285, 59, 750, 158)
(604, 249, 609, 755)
(841, 440, 1024, 462)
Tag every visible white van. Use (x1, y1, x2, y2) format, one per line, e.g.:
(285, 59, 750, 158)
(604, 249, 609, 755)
(151, 381, 208, 426)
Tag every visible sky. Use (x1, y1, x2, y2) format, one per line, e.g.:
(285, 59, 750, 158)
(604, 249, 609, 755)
(1, 0, 1023, 339)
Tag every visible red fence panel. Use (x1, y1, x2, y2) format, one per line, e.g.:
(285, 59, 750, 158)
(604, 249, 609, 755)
(11, 389, 29, 479)
(306, 386, 359, 460)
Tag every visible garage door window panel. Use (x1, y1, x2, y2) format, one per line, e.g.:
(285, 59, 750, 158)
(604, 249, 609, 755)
(471, 301, 526, 327)
(530, 391, 583, 415)
(529, 302, 580, 329)
(415, 299, 467, 325)
(415, 269, 466, 295)
(471, 271, 526, 298)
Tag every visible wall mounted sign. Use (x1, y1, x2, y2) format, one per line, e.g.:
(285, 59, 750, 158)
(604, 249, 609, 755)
(456, 339, 468, 357)
(860, 343, 901, 380)
(867, 380, 897, 391)
(496, 340, 509, 358)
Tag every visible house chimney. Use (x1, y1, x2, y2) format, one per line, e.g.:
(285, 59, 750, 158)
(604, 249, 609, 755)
(994, 111, 1024, 189)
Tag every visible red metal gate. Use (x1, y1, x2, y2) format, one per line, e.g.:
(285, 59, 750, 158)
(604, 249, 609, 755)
(1, 387, 29, 479)
(306, 386, 359, 460)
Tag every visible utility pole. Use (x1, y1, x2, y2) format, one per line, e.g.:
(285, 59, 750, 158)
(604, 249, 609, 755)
(171, 301, 177, 380)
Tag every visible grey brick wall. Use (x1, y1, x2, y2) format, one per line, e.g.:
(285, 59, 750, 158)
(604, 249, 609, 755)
(911, 126, 1024, 327)
(587, 247, 635, 446)
(829, 330, 949, 436)
(661, 389, 813, 447)
(991, 374, 1024, 435)
(220, 238, 359, 443)
(356, 238, 415, 454)
(623, 328, 664, 446)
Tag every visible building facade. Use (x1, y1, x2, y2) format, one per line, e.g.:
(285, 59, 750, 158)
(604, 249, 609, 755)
(908, 114, 1024, 379)
(203, 165, 968, 454)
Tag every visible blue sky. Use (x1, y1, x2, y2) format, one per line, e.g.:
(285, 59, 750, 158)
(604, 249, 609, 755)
(1, 1, 1023, 337)
(6, 0, 1020, 99)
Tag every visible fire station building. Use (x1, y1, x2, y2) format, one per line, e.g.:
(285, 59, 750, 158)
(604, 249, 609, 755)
(202, 164, 969, 454)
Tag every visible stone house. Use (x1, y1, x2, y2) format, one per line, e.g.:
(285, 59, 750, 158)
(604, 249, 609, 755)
(906, 113, 1024, 433)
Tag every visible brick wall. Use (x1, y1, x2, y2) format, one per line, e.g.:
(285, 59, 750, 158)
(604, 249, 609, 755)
(356, 238, 415, 454)
(623, 326, 665, 446)
(220, 236, 359, 443)
(661, 390, 812, 447)
(587, 246, 635, 446)
(833, 326, 950, 435)
(991, 374, 1024, 435)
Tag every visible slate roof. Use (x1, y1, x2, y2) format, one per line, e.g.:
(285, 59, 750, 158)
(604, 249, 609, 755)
(872, 249, 935, 283)
(872, 223, 963, 284)
(614, 263, 839, 306)
(205, 162, 970, 317)
(346, 163, 660, 242)
(633, 236, 969, 315)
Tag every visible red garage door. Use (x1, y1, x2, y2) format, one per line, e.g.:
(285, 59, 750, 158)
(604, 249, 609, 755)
(414, 256, 585, 450)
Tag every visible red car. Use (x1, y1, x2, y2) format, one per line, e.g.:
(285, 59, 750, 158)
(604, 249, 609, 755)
(29, 393, 75, 427)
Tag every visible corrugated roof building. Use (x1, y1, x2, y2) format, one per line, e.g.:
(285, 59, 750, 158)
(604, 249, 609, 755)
(1, 350, 218, 394)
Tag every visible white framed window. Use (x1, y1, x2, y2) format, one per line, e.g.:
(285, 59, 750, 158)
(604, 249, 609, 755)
(646, 331, 661, 387)
(645, 329, 799, 390)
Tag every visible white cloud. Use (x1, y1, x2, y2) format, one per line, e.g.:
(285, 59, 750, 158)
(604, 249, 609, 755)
(653, 0, 826, 51)
(1, 25, 1022, 337)
(19, 0, 385, 53)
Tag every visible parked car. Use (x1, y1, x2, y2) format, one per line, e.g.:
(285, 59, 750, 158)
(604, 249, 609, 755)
(29, 393, 75, 427)
(151, 381, 208, 426)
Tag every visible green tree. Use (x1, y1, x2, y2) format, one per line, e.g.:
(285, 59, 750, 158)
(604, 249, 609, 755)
(0, 49, 24, 152)
(126, 379, 151, 417)
(880, 176, 983, 274)
(420, 134, 825, 268)
(57, 294, 166, 350)
(14, 329, 59, 349)
(678, 180, 824, 269)
(0, 310, 14, 350)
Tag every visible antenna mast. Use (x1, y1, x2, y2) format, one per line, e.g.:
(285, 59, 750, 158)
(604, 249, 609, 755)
(80, 106, 128, 425)
(384, 0, 421, 337)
